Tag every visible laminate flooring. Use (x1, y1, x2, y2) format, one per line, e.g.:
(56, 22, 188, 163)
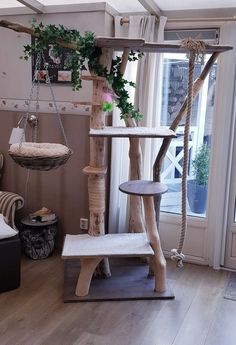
(0, 254, 236, 345)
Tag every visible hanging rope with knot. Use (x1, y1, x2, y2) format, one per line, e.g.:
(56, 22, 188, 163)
(171, 38, 206, 268)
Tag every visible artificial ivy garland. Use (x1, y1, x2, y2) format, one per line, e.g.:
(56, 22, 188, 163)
(22, 20, 143, 121)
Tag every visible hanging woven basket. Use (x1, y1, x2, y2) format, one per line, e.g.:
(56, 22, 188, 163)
(9, 142, 72, 171)
(8, 52, 72, 171)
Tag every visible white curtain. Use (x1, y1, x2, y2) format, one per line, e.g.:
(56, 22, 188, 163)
(108, 15, 167, 234)
(135, 16, 167, 180)
(207, 22, 236, 268)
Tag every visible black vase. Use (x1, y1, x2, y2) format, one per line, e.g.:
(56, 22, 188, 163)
(187, 180, 208, 214)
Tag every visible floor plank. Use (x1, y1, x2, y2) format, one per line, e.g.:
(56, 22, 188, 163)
(0, 255, 233, 345)
(204, 298, 236, 345)
(172, 267, 227, 345)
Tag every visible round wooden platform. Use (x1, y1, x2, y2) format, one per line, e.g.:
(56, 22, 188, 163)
(119, 180, 168, 196)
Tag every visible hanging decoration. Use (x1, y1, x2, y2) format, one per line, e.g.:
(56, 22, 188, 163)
(102, 87, 116, 112)
(8, 52, 72, 171)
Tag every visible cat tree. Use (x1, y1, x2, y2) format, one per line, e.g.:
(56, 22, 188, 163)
(62, 38, 231, 300)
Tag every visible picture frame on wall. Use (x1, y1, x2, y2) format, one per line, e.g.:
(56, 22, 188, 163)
(32, 43, 73, 84)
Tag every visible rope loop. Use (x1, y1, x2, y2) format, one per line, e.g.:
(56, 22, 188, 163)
(171, 249, 185, 268)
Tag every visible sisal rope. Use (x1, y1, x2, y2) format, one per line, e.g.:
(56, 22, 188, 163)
(171, 39, 206, 268)
(88, 175, 106, 211)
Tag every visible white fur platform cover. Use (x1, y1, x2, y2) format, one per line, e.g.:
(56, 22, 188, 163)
(9, 142, 69, 157)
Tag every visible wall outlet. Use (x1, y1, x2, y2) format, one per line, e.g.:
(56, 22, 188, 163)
(80, 218, 88, 230)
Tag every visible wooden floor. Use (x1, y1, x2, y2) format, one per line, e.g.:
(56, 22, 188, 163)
(1, 255, 236, 345)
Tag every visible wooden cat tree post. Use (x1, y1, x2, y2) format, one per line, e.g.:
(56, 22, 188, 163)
(80, 48, 113, 281)
(86, 49, 113, 234)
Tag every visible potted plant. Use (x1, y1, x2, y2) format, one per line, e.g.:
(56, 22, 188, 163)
(187, 143, 210, 214)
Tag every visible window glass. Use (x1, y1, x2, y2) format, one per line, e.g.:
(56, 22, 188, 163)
(160, 52, 217, 217)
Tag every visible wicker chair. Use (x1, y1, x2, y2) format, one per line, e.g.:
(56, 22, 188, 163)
(0, 153, 24, 292)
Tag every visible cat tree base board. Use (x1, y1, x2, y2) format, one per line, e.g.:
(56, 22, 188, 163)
(63, 258, 175, 302)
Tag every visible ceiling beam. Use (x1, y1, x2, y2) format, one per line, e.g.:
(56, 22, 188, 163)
(138, 0, 161, 17)
(17, 0, 44, 14)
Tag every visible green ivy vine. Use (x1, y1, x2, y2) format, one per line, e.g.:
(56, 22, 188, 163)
(22, 20, 143, 121)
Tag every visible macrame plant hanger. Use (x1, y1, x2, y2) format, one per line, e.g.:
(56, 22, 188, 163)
(171, 39, 206, 268)
(9, 51, 72, 171)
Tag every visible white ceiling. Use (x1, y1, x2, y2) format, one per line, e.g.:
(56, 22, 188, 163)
(0, 0, 236, 13)
(155, 0, 236, 11)
(39, 0, 145, 12)
(0, 0, 24, 8)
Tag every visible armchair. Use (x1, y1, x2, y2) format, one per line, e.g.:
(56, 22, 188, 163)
(0, 153, 25, 293)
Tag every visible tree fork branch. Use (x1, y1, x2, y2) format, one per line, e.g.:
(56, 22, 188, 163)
(119, 48, 130, 75)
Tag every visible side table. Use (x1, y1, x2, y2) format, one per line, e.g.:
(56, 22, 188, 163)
(20, 216, 58, 260)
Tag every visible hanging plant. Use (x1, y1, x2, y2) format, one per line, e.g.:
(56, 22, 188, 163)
(22, 20, 143, 122)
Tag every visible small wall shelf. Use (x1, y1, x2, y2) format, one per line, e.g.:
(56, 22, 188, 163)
(89, 126, 177, 138)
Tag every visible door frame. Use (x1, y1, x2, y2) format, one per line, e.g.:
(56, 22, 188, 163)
(207, 22, 236, 269)
(224, 93, 236, 269)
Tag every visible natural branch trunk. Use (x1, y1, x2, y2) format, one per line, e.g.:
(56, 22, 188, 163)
(153, 52, 219, 224)
(88, 48, 113, 278)
(126, 119, 146, 232)
(0, 20, 77, 50)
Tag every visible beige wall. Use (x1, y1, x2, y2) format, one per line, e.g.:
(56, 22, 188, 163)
(0, 10, 114, 244)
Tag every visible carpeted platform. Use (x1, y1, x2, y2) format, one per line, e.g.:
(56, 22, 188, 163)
(64, 258, 175, 302)
(224, 272, 236, 301)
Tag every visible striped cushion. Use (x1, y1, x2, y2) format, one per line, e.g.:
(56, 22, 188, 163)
(0, 192, 24, 230)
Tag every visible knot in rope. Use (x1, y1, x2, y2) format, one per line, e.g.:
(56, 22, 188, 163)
(181, 38, 206, 63)
(171, 249, 185, 268)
